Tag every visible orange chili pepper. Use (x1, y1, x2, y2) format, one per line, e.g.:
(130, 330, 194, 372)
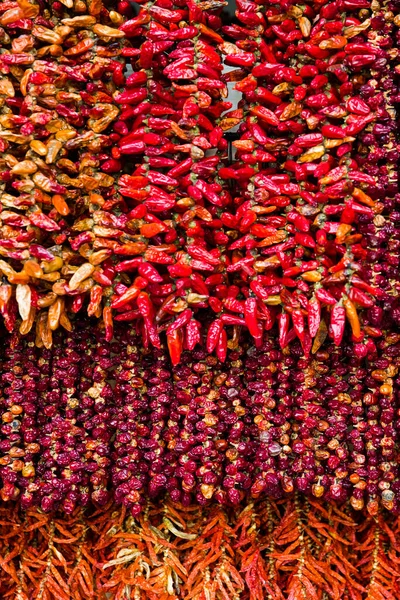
(343, 296, 361, 339)
(52, 194, 70, 216)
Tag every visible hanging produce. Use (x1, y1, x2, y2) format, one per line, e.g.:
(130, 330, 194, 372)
(0, 0, 399, 597)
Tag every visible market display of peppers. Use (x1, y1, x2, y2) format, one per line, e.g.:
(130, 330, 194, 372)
(0, 0, 400, 597)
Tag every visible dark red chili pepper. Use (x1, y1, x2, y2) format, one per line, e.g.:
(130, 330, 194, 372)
(221, 314, 246, 326)
(294, 233, 316, 249)
(351, 276, 383, 297)
(166, 309, 193, 335)
(185, 319, 201, 351)
(206, 318, 223, 353)
(329, 303, 346, 346)
(215, 328, 228, 362)
(348, 288, 374, 308)
(278, 312, 290, 349)
(308, 298, 321, 338)
(138, 263, 163, 283)
(315, 288, 337, 305)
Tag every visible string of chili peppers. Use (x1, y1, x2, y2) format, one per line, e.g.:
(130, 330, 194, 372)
(1, 319, 399, 512)
(219, 0, 397, 358)
(1, 493, 400, 598)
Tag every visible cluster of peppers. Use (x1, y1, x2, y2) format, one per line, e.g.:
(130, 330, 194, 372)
(0, 0, 397, 364)
(0, 321, 399, 515)
(218, 0, 400, 358)
(0, 0, 129, 345)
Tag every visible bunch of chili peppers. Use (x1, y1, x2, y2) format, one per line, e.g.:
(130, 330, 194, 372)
(0, 0, 396, 364)
(0, 0, 399, 597)
(219, 0, 400, 358)
(2, 495, 400, 599)
(1, 319, 399, 516)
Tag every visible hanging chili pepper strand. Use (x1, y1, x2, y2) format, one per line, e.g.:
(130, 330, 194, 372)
(0, 0, 128, 338)
(32, 329, 65, 512)
(0, 333, 39, 505)
(167, 349, 225, 506)
(32, 326, 89, 513)
(81, 329, 115, 507)
(220, 2, 289, 349)
(244, 341, 284, 499)
(287, 352, 323, 497)
(116, 0, 236, 362)
(144, 344, 173, 503)
(51, 327, 87, 515)
(220, 0, 393, 354)
(113, 0, 184, 342)
(71, 326, 97, 510)
(211, 343, 253, 506)
(357, 0, 400, 342)
(362, 339, 400, 515)
(111, 326, 152, 516)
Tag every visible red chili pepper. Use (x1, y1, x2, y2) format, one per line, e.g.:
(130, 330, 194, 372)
(329, 303, 346, 346)
(114, 309, 141, 322)
(225, 52, 256, 68)
(294, 233, 316, 249)
(119, 139, 146, 154)
(315, 288, 337, 305)
(348, 287, 374, 308)
(103, 306, 113, 342)
(29, 211, 60, 232)
(216, 328, 227, 362)
(287, 212, 310, 233)
(346, 97, 370, 116)
(345, 113, 375, 135)
(185, 319, 201, 351)
(278, 312, 290, 349)
(71, 295, 84, 314)
(221, 314, 246, 326)
(166, 309, 193, 336)
(112, 278, 147, 309)
(308, 298, 321, 338)
(115, 88, 148, 105)
(247, 87, 282, 106)
(187, 245, 220, 266)
(138, 263, 163, 283)
(168, 158, 193, 178)
(115, 258, 143, 273)
(189, 273, 210, 296)
(351, 276, 383, 297)
(296, 133, 324, 147)
(249, 105, 279, 127)
(347, 171, 375, 185)
(208, 297, 222, 313)
(206, 318, 223, 353)
(167, 264, 191, 278)
(223, 297, 245, 313)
